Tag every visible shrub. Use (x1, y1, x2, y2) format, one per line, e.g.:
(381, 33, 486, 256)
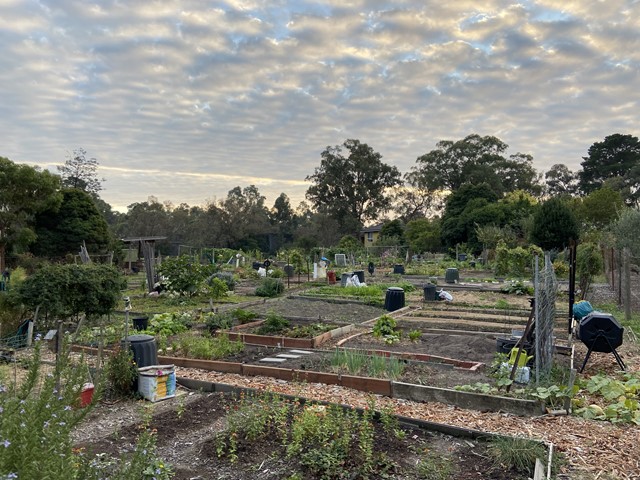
(0, 340, 175, 479)
(257, 311, 290, 335)
(205, 312, 234, 332)
(372, 315, 398, 339)
(206, 277, 228, 300)
(255, 277, 284, 297)
(105, 347, 138, 398)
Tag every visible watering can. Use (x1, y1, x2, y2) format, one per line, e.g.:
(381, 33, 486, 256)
(508, 347, 533, 367)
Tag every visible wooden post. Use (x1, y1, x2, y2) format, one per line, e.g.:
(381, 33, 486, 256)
(617, 249, 623, 306)
(611, 247, 615, 290)
(623, 247, 632, 322)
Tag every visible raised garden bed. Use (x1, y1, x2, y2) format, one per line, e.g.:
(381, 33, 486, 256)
(219, 318, 357, 348)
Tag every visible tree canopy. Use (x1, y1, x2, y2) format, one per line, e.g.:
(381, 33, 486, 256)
(579, 133, 640, 207)
(31, 188, 113, 258)
(0, 157, 61, 268)
(529, 198, 579, 251)
(305, 139, 402, 233)
(411, 134, 541, 197)
(57, 148, 104, 195)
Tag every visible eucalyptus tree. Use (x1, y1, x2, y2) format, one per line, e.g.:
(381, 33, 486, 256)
(305, 139, 402, 234)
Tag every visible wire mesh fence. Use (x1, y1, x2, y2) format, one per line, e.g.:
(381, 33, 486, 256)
(535, 254, 557, 382)
(602, 246, 640, 320)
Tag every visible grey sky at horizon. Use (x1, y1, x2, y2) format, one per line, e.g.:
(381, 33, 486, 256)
(1, 1, 638, 212)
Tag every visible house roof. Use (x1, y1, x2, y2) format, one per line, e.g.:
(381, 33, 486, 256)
(360, 223, 384, 233)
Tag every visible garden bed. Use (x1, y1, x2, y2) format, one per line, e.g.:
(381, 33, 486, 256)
(219, 317, 357, 348)
(75, 387, 548, 480)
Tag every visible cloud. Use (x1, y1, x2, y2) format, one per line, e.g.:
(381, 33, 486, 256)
(0, 0, 638, 212)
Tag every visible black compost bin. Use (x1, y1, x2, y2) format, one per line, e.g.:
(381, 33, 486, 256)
(283, 264, 295, 278)
(354, 270, 365, 283)
(423, 283, 437, 301)
(445, 267, 459, 284)
(457, 253, 467, 262)
(122, 334, 158, 369)
(132, 316, 149, 331)
(384, 287, 405, 312)
(252, 261, 263, 270)
(121, 334, 158, 392)
(393, 264, 405, 275)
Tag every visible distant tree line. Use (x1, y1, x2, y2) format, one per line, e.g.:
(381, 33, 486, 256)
(0, 132, 638, 267)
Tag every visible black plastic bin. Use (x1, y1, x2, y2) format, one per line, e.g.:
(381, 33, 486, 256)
(354, 270, 365, 283)
(393, 264, 405, 275)
(445, 267, 459, 284)
(132, 316, 149, 331)
(423, 283, 437, 301)
(341, 272, 353, 287)
(384, 287, 405, 312)
(121, 334, 158, 391)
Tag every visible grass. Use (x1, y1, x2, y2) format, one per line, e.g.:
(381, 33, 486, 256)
(486, 436, 548, 475)
(330, 348, 405, 379)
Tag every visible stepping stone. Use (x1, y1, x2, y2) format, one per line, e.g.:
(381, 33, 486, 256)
(277, 354, 301, 359)
(289, 350, 313, 355)
(259, 357, 287, 363)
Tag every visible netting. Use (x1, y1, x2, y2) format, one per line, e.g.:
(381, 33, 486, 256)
(534, 254, 557, 382)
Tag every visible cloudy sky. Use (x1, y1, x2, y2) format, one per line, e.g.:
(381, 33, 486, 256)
(1, 1, 638, 212)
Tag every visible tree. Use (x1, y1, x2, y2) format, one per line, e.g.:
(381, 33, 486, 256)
(544, 164, 578, 197)
(576, 186, 625, 230)
(440, 183, 500, 252)
(578, 134, 640, 207)
(269, 193, 296, 249)
(379, 219, 405, 245)
(18, 263, 122, 324)
(220, 185, 272, 251)
(411, 134, 541, 196)
(57, 148, 104, 195)
(394, 170, 445, 221)
(529, 198, 579, 251)
(576, 243, 603, 300)
(0, 157, 62, 269)
(611, 208, 640, 257)
(404, 218, 442, 253)
(305, 139, 402, 233)
(31, 189, 112, 258)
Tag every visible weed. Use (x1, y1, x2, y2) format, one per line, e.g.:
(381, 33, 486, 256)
(486, 436, 547, 475)
(255, 277, 284, 297)
(416, 452, 454, 480)
(408, 329, 422, 342)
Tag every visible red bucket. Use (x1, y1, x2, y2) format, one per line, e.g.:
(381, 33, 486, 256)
(327, 271, 336, 284)
(79, 383, 94, 407)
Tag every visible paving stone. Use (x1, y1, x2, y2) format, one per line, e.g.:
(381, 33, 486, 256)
(289, 350, 313, 355)
(277, 354, 301, 359)
(259, 357, 288, 363)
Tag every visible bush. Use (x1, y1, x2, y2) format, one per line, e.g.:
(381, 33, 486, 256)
(256, 311, 290, 335)
(105, 347, 138, 398)
(205, 312, 234, 332)
(255, 277, 284, 297)
(208, 272, 236, 291)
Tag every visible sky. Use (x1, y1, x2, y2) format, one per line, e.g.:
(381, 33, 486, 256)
(1, 1, 639, 213)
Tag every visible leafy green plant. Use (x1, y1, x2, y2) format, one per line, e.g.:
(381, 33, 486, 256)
(205, 277, 228, 300)
(574, 373, 640, 424)
(105, 347, 138, 398)
(256, 311, 290, 335)
(146, 312, 191, 336)
(408, 329, 422, 342)
(157, 255, 218, 296)
(255, 277, 284, 297)
(500, 280, 533, 296)
(204, 312, 234, 332)
(231, 308, 258, 324)
(372, 315, 400, 344)
(176, 333, 244, 360)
